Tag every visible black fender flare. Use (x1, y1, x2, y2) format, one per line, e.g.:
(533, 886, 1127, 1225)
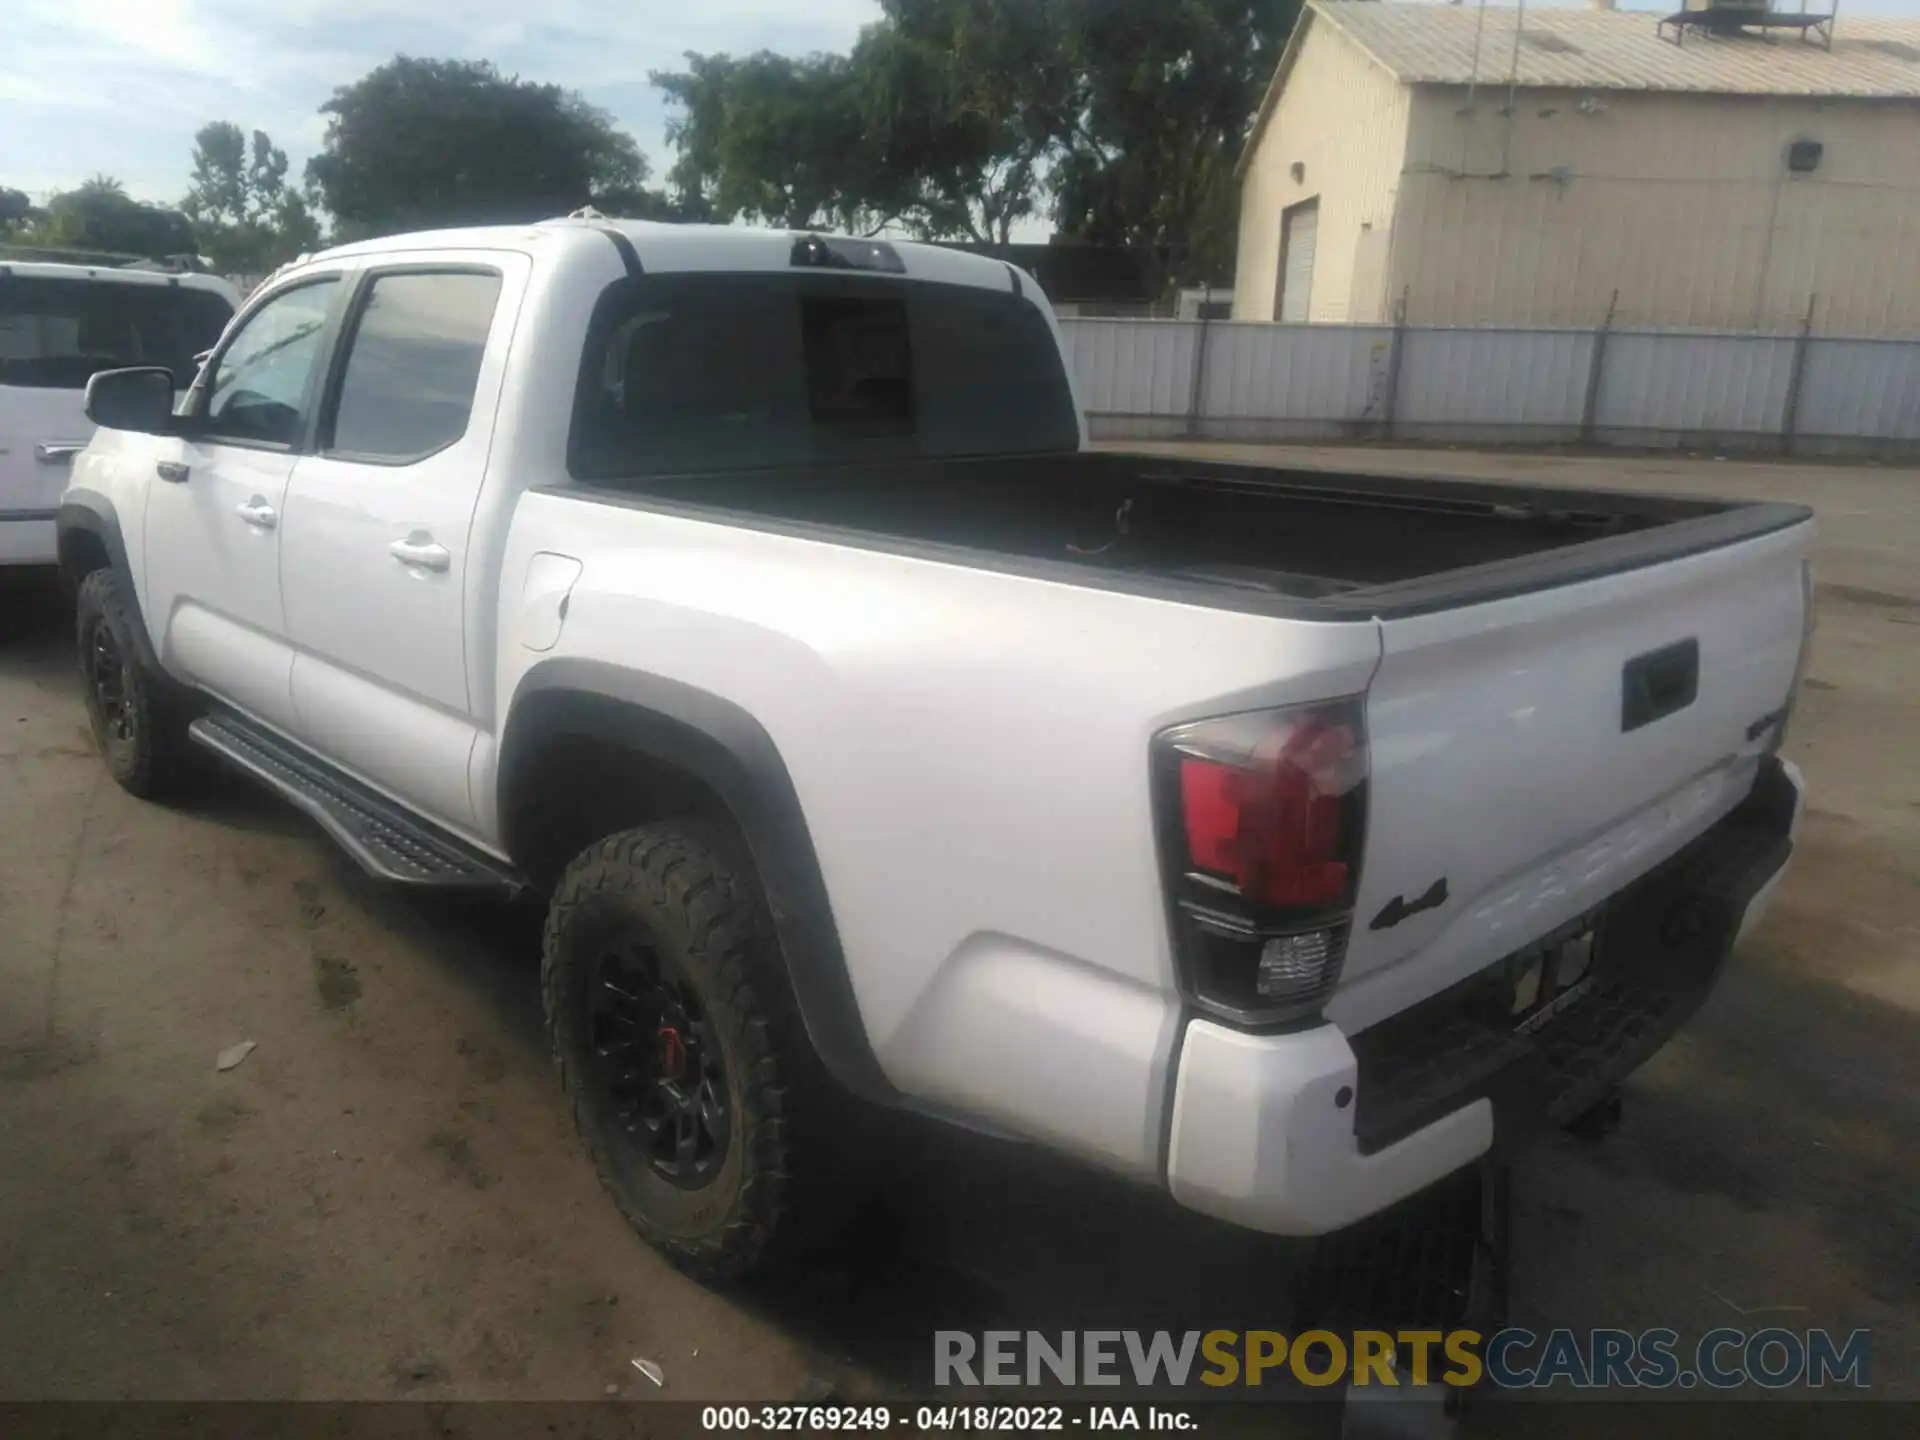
(56, 489, 164, 673)
(500, 658, 897, 1107)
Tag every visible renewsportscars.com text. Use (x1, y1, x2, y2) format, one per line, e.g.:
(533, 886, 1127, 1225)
(933, 1328, 1872, 1391)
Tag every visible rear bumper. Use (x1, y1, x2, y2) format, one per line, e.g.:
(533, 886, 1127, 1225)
(1165, 756, 1803, 1236)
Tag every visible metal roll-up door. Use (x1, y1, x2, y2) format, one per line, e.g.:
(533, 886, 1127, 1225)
(1277, 198, 1319, 323)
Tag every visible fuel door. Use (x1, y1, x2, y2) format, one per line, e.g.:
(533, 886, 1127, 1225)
(517, 551, 583, 653)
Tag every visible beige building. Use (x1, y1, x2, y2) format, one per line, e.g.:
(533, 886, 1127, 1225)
(1233, 2, 1920, 334)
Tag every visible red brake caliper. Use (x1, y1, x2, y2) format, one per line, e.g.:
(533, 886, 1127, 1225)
(657, 1026, 687, 1080)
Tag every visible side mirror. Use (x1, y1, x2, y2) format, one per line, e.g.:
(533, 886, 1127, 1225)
(84, 367, 177, 436)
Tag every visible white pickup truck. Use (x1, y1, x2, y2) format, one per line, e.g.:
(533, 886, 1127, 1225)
(58, 218, 1811, 1279)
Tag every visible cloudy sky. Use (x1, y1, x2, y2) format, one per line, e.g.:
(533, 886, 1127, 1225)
(6, 0, 1919, 214)
(3, 0, 885, 206)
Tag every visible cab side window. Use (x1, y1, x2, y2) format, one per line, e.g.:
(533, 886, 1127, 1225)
(202, 279, 339, 448)
(324, 271, 503, 462)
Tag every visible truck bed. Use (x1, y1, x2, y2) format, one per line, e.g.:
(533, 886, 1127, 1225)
(578, 450, 1807, 615)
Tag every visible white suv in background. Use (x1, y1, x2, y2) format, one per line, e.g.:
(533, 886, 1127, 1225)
(1, 259, 237, 566)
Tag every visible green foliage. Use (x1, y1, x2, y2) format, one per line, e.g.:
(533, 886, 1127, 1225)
(653, 0, 1298, 283)
(304, 56, 663, 240)
(856, 0, 1080, 243)
(653, 0, 1075, 243)
(1, 174, 201, 262)
(181, 122, 322, 272)
(1052, 0, 1296, 285)
(654, 51, 879, 233)
(38, 182, 196, 260)
(0, 204, 81, 253)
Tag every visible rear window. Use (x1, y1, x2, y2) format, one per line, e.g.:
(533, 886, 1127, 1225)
(0, 276, 233, 390)
(569, 272, 1078, 480)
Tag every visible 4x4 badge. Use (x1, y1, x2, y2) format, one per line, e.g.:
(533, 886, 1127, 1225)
(1371, 877, 1449, 931)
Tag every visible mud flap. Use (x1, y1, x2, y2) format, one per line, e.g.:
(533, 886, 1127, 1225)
(1288, 1159, 1509, 1439)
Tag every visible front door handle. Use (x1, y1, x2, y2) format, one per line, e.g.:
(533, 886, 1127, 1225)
(389, 532, 451, 573)
(156, 460, 190, 484)
(236, 497, 278, 530)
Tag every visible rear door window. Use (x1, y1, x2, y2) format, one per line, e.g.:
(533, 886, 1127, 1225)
(324, 270, 503, 462)
(570, 272, 1079, 481)
(0, 277, 233, 390)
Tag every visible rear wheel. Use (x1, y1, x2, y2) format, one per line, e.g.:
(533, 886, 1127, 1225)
(543, 821, 835, 1279)
(74, 568, 198, 798)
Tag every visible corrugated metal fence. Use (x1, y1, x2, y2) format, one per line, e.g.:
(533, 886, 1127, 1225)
(1058, 316, 1920, 457)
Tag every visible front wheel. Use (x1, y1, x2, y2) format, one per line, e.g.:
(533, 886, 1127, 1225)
(74, 568, 198, 798)
(542, 821, 827, 1280)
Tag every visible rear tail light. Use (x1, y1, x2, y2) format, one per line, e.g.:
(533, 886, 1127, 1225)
(1770, 558, 1816, 754)
(1153, 699, 1367, 1026)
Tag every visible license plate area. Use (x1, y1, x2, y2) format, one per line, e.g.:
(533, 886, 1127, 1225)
(1493, 908, 1604, 1034)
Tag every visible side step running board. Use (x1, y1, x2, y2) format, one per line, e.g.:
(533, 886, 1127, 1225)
(189, 712, 525, 894)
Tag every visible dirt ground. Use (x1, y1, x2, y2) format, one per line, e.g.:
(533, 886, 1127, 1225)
(1, 444, 1915, 1410)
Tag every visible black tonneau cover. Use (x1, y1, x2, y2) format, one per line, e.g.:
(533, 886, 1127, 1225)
(549, 450, 1811, 622)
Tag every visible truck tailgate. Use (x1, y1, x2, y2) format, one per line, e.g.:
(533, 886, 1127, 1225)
(1329, 519, 1813, 1033)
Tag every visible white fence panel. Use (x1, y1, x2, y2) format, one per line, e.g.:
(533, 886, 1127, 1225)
(1594, 333, 1798, 436)
(1396, 329, 1591, 428)
(1796, 340, 1920, 442)
(1201, 323, 1390, 422)
(1055, 316, 1920, 454)
(1056, 318, 1198, 418)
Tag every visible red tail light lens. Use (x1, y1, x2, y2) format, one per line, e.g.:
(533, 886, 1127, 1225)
(1167, 710, 1367, 913)
(1177, 714, 1360, 909)
(1154, 699, 1368, 1025)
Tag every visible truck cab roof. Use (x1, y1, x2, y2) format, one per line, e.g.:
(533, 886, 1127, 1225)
(299, 217, 1033, 296)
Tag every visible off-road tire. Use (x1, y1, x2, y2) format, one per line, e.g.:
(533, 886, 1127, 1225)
(542, 821, 842, 1280)
(74, 567, 199, 798)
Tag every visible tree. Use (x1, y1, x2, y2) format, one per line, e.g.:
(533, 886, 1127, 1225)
(652, 0, 1073, 242)
(39, 179, 196, 259)
(181, 122, 322, 272)
(305, 56, 662, 239)
(1051, 0, 1296, 286)
(652, 0, 1295, 285)
(0, 186, 73, 251)
(855, 0, 1079, 243)
(653, 51, 883, 233)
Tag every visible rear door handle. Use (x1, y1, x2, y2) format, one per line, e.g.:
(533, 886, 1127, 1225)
(236, 497, 278, 530)
(389, 533, 451, 573)
(156, 461, 190, 484)
(35, 442, 87, 464)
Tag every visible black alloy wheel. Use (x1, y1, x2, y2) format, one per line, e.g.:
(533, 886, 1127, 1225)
(588, 936, 731, 1189)
(83, 613, 134, 751)
(73, 567, 198, 797)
